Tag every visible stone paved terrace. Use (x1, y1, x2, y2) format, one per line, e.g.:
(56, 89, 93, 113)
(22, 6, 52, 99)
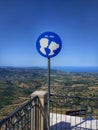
(50, 113, 98, 130)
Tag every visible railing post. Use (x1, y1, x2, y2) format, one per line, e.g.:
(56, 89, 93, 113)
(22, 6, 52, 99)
(31, 91, 47, 130)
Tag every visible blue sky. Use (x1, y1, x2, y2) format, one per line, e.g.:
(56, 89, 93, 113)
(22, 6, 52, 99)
(0, 0, 98, 67)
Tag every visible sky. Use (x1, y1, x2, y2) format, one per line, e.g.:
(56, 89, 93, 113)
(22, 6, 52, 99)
(0, 0, 98, 67)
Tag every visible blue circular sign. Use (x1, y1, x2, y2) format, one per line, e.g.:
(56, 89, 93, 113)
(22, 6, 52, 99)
(36, 32, 62, 58)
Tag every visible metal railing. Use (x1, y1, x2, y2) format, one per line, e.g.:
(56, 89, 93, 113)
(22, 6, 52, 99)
(1, 92, 98, 130)
(50, 94, 98, 130)
(0, 96, 47, 130)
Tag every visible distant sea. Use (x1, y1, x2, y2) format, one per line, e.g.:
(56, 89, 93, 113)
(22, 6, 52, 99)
(51, 66, 98, 72)
(1, 66, 98, 72)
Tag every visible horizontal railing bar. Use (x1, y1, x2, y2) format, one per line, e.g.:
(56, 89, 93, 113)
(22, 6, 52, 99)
(50, 93, 98, 100)
(8, 96, 38, 117)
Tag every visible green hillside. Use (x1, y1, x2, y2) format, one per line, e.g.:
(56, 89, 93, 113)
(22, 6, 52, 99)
(0, 67, 98, 119)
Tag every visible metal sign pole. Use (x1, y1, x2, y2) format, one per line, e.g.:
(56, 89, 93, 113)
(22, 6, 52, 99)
(47, 58, 50, 130)
(36, 31, 62, 130)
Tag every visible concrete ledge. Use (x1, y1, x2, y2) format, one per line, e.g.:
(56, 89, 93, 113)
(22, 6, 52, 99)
(31, 91, 47, 98)
(31, 91, 48, 130)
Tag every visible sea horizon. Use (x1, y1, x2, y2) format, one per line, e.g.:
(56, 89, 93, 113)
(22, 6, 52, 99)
(0, 66, 98, 72)
(51, 66, 98, 72)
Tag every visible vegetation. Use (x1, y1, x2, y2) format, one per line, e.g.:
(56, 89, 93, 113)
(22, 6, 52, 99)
(0, 67, 98, 119)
